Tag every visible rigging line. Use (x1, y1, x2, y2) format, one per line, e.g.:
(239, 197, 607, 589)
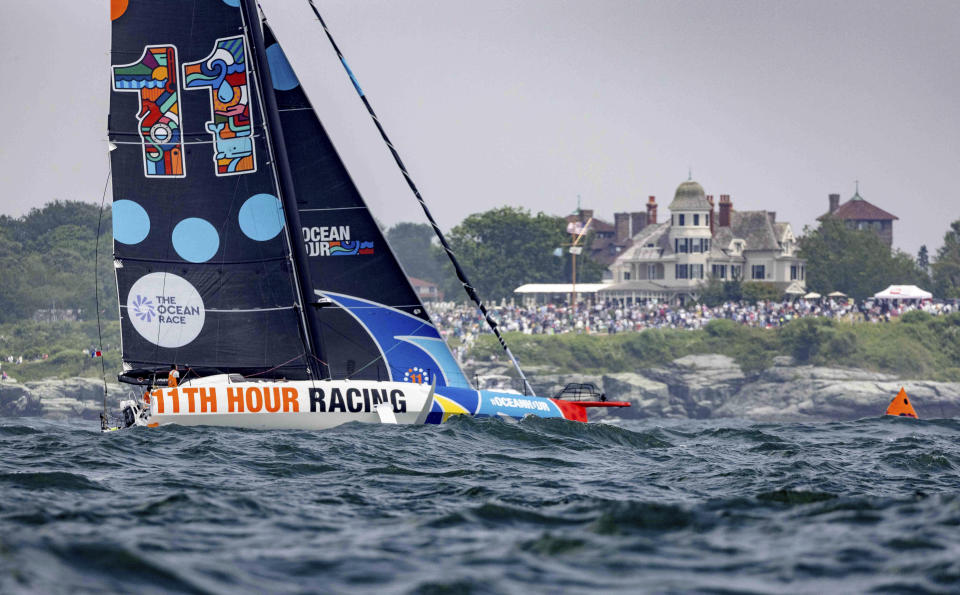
(95, 166, 112, 422)
(244, 352, 309, 378)
(304, 0, 535, 396)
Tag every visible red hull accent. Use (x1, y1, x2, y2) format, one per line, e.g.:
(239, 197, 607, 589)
(549, 398, 587, 422)
(549, 399, 631, 422)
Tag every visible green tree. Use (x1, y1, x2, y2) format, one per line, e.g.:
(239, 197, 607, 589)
(697, 277, 743, 306)
(799, 219, 928, 300)
(932, 219, 960, 298)
(443, 207, 568, 302)
(917, 245, 930, 273)
(385, 222, 448, 284)
(0, 201, 115, 324)
(742, 281, 783, 302)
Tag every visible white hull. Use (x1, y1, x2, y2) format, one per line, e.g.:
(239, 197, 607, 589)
(144, 375, 435, 430)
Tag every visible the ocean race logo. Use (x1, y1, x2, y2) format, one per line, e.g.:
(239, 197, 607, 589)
(127, 273, 205, 348)
(302, 226, 374, 257)
(130, 295, 156, 322)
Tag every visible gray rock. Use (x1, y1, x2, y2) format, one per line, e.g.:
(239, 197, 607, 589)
(718, 366, 960, 420)
(0, 382, 42, 416)
(599, 373, 675, 419)
(643, 354, 747, 419)
(0, 378, 135, 420)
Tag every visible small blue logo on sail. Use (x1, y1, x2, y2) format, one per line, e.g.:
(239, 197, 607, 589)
(131, 295, 155, 322)
(303, 225, 374, 257)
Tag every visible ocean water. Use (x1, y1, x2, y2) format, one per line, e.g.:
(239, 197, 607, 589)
(1, 415, 958, 594)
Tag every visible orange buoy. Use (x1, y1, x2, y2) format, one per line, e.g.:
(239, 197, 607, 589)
(885, 387, 918, 419)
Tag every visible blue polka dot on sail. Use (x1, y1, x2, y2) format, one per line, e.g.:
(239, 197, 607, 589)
(238, 194, 284, 241)
(266, 44, 299, 91)
(221, 0, 241, 7)
(172, 218, 220, 263)
(112, 200, 150, 245)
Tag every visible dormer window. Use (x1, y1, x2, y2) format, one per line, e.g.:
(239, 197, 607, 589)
(693, 214, 699, 226)
(678, 214, 685, 226)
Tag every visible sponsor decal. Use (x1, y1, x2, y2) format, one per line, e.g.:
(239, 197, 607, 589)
(403, 366, 429, 384)
(487, 395, 552, 412)
(182, 35, 257, 176)
(127, 273, 205, 348)
(302, 226, 374, 257)
(112, 45, 185, 177)
(309, 387, 406, 414)
(152, 385, 409, 416)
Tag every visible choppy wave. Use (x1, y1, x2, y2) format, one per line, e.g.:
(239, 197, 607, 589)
(1, 415, 959, 593)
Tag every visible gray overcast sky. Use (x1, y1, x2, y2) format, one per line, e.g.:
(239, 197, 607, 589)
(0, 0, 957, 257)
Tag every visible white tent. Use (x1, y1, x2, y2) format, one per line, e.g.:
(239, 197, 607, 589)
(873, 285, 933, 301)
(784, 281, 806, 295)
(827, 291, 847, 298)
(803, 291, 822, 299)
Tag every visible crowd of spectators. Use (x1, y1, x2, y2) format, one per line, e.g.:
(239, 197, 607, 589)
(426, 297, 956, 349)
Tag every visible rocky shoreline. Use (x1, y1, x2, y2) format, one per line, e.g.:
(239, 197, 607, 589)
(2, 356, 959, 422)
(0, 378, 136, 421)
(466, 354, 960, 421)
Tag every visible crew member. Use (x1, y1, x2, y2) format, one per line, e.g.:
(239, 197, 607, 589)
(168, 364, 179, 388)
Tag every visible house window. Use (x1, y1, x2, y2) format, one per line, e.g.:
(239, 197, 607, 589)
(690, 264, 704, 279)
(693, 214, 700, 226)
(623, 271, 631, 281)
(790, 265, 798, 280)
(648, 264, 661, 280)
(678, 214, 685, 226)
(712, 264, 727, 279)
(691, 238, 701, 253)
(801, 265, 805, 280)
(675, 264, 689, 279)
(731, 265, 742, 280)
(751, 265, 765, 280)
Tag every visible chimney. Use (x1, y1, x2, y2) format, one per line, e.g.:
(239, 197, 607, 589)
(614, 212, 631, 243)
(719, 195, 732, 227)
(828, 194, 840, 214)
(767, 211, 776, 224)
(580, 209, 594, 223)
(631, 211, 647, 236)
(707, 195, 715, 235)
(646, 196, 657, 225)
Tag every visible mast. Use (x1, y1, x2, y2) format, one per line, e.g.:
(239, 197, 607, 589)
(304, 1, 535, 396)
(241, 0, 330, 379)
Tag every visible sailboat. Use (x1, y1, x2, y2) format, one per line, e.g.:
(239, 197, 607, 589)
(105, 0, 628, 431)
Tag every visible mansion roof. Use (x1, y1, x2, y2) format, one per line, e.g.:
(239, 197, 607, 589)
(714, 211, 780, 252)
(667, 180, 712, 211)
(817, 193, 898, 221)
(613, 210, 789, 265)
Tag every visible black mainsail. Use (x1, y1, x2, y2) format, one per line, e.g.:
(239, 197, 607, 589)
(109, 1, 315, 381)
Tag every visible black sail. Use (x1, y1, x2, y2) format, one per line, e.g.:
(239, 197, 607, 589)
(263, 25, 469, 388)
(109, 1, 311, 380)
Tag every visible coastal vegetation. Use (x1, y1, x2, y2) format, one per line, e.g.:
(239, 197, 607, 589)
(0, 320, 121, 382)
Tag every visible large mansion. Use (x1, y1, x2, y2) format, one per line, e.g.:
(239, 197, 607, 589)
(602, 179, 806, 303)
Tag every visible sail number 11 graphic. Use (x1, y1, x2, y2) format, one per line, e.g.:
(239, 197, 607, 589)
(112, 36, 256, 178)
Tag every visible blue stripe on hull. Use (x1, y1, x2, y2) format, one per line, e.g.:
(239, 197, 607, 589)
(428, 387, 564, 423)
